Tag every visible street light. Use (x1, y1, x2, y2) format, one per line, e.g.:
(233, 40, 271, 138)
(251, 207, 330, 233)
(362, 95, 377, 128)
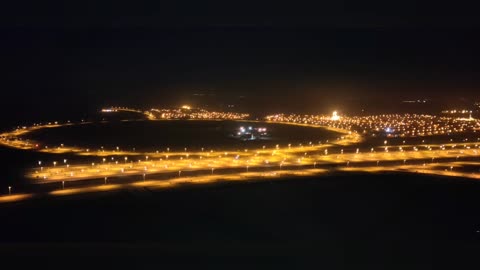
(8, 186, 11, 195)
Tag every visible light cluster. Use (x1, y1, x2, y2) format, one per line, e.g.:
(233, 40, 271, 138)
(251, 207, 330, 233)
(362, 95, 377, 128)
(3, 109, 480, 200)
(149, 108, 249, 120)
(441, 109, 473, 114)
(266, 113, 480, 137)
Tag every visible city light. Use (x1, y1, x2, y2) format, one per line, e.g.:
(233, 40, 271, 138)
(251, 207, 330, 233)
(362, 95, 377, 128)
(0, 106, 479, 203)
(331, 111, 340, 121)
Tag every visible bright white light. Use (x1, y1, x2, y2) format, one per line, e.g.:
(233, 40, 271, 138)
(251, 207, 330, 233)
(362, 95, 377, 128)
(331, 111, 340, 121)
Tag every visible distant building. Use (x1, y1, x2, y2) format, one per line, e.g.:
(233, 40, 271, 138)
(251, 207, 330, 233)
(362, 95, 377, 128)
(331, 111, 340, 121)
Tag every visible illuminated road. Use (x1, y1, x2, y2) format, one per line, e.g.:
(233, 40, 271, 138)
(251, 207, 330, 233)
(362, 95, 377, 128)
(1, 109, 479, 203)
(25, 140, 480, 182)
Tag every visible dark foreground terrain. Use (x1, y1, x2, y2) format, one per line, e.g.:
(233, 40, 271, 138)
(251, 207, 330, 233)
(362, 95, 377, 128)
(1, 173, 479, 269)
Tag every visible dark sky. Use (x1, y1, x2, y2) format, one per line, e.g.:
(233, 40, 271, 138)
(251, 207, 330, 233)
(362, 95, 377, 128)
(1, 1, 480, 126)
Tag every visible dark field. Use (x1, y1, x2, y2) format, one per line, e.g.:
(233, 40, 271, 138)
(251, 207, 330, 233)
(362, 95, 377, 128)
(23, 120, 341, 152)
(1, 172, 479, 268)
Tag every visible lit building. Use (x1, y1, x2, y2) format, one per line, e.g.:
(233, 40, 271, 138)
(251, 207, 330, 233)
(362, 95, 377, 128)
(331, 111, 340, 121)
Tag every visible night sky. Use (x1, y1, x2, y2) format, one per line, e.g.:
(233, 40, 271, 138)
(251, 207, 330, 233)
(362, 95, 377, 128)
(1, 1, 480, 126)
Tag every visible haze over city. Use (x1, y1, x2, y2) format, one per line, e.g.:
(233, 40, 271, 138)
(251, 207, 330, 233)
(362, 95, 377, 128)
(3, 1, 480, 126)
